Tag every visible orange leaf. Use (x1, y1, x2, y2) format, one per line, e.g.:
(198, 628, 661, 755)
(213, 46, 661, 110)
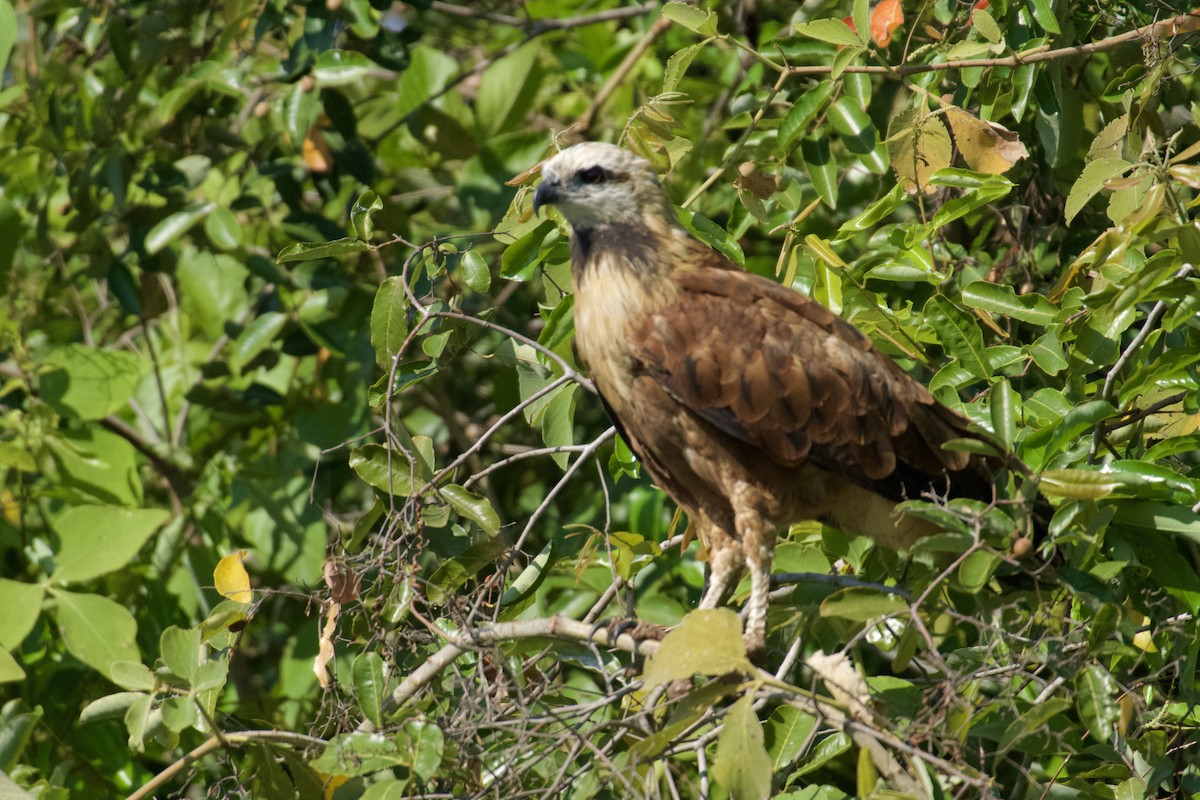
(214, 551, 253, 604)
(871, 0, 904, 47)
(302, 128, 332, 173)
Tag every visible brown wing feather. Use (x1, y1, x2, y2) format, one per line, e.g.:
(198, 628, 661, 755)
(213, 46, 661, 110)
(631, 266, 1002, 503)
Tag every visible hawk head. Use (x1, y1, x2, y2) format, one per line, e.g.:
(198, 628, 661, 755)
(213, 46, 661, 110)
(533, 142, 672, 230)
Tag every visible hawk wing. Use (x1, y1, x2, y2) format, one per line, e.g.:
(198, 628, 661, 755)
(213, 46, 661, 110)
(630, 266, 1002, 505)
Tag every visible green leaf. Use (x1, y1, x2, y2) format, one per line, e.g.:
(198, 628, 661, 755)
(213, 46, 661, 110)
(476, 42, 542, 136)
(0, 649, 23, 684)
(500, 538, 557, 608)
(124, 693, 153, 751)
(998, 698, 1072, 753)
(1026, 331, 1068, 375)
(277, 237, 369, 264)
(160, 626, 203, 685)
(459, 250, 491, 293)
(371, 277, 410, 367)
(395, 45, 458, 121)
(283, 80, 320, 148)
(361, 780, 411, 800)
(764, 705, 816, 771)
(989, 379, 1018, 448)
(1075, 665, 1120, 744)
(52, 588, 140, 681)
(351, 190, 383, 241)
(836, 183, 907, 238)
(664, 40, 709, 93)
(1065, 157, 1135, 224)
(350, 444, 424, 497)
(51, 506, 170, 585)
(924, 296, 990, 380)
(40, 345, 144, 421)
(109, 661, 155, 692)
(425, 540, 506, 605)
(956, 549, 1000, 592)
(501, 220, 556, 280)
(145, 202, 217, 254)
(353, 652, 387, 729)
(79, 692, 146, 724)
(1112, 502, 1200, 544)
(312, 50, 375, 86)
(203, 207, 242, 250)
(0, 580, 45, 650)
(793, 18, 862, 47)
(662, 2, 719, 36)
(961, 281, 1057, 325)
(1028, 0, 1060, 34)
(0, 0, 15, 76)
(794, 732, 852, 777)
(643, 609, 754, 687)
(160, 695, 198, 733)
(177, 250, 250, 340)
(405, 720, 444, 780)
(1039, 469, 1124, 500)
(972, 9, 1004, 44)
(231, 311, 288, 371)
(800, 133, 837, 209)
(780, 81, 834, 151)
(309, 732, 412, 777)
(439, 484, 501, 536)
(819, 587, 908, 621)
(676, 208, 744, 265)
(713, 695, 773, 800)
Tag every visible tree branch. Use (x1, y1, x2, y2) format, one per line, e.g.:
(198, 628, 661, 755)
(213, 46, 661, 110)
(127, 729, 327, 800)
(784, 11, 1200, 78)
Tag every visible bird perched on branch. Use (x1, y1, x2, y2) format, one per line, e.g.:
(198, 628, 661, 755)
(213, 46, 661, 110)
(533, 142, 1038, 658)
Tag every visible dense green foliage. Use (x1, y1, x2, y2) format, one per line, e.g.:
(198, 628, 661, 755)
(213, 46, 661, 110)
(3, 0, 1200, 797)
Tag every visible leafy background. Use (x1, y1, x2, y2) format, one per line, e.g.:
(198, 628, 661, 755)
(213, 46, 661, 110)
(2, 0, 1200, 797)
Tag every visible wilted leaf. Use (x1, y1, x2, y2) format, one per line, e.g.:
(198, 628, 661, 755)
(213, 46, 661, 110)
(324, 559, 361, 605)
(946, 107, 1028, 174)
(887, 106, 951, 193)
(214, 551, 253, 604)
(870, 0, 904, 46)
(314, 603, 340, 690)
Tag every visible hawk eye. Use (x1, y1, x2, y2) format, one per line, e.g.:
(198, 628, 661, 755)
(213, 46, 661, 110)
(578, 165, 607, 185)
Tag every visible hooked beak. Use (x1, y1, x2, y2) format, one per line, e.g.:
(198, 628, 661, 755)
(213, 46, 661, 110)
(532, 178, 560, 215)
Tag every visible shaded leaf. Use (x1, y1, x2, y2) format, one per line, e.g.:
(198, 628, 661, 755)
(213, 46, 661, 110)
(713, 695, 772, 800)
(643, 609, 754, 687)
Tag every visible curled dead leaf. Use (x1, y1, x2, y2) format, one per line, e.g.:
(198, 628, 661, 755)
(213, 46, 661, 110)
(945, 107, 1028, 174)
(324, 558, 361, 605)
(314, 602, 341, 690)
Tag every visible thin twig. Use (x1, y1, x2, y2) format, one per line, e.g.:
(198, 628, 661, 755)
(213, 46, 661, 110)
(783, 11, 1200, 78)
(429, 2, 658, 32)
(577, 16, 673, 136)
(366, 614, 662, 727)
(127, 730, 327, 800)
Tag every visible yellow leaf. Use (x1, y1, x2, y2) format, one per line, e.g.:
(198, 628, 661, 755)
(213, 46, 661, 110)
(214, 551, 253, 604)
(946, 107, 1028, 175)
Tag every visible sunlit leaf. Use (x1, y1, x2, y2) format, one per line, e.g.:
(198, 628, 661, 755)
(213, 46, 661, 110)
(214, 552, 253, 604)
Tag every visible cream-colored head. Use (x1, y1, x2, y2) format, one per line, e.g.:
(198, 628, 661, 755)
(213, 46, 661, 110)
(533, 142, 671, 230)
